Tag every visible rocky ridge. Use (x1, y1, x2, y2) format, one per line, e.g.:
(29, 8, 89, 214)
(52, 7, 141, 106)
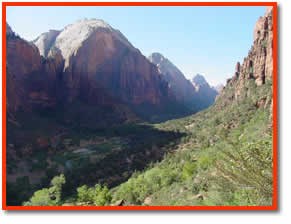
(216, 6, 273, 113)
(148, 52, 198, 110)
(32, 19, 177, 114)
(149, 53, 218, 112)
(191, 74, 208, 86)
(226, 6, 273, 87)
(6, 19, 190, 130)
(191, 74, 218, 109)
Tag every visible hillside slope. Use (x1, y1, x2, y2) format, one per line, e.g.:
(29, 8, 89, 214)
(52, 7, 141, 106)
(107, 6, 274, 206)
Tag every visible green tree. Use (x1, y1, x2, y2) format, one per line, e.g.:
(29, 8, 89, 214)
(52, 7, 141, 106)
(93, 184, 112, 206)
(23, 174, 66, 206)
(23, 188, 57, 206)
(77, 184, 112, 206)
(49, 174, 66, 203)
(77, 185, 93, 202)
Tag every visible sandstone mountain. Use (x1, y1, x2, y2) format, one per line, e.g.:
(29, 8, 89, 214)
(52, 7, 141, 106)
(34, 19, 189, 122)
(191, 73, 208, 86)
(191, 74, 218, 110)
(6, 19, 190, 133)
(33, 29, 61, 57)
(148, 53, 198, 111)
(216, 6, 273, 113)
(33, 19, 164, 106)
(148, 53, 218, 112)
(6, 23, 58, 118)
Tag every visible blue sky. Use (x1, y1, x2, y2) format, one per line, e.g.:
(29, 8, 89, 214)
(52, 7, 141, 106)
(6, 6, 266, 86)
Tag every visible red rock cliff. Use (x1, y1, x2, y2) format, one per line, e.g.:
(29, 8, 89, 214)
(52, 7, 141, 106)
(238, 6, 273, 86)
(216, 7, 274, 112)
(43, 19, 170, 107)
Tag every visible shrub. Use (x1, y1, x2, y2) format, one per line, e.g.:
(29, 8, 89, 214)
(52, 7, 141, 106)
(113, 166, 179, 204)
(23, 188, 57, 206)
(77, 184, 112, 206)
(77, 185, 94, 202)
(182, 162, 197, 180)
(197, 154, 213, 170)
(215, 136, 273, 205)
(93, 184, 112, 206)
(23, 174, 66, 206)
(113, 178, 138, 203)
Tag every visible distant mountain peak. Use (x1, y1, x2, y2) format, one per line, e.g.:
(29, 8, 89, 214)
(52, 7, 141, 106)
(148, 52, 172, 69)
(192, 74, 207, 86)
(149, 53, 218, 111)
(148, 53, 179, 75)
(148, 52, 187, 78)
(33, 30, 61, 57)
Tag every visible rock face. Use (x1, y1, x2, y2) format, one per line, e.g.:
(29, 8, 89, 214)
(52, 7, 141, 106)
(6, 20, 188, 130)
(218, 6, 273, 108)
(242, 6, 273, 86)
(6, 27, 43, 116)
(6, 25, 65, 119)
(148, 52, 198, 110)
(51, 19, 137, 69)
(148, 53, 218, 112)
(191, 74, 218, 109)
(41, 19, 172, 113)
(216, 7, 273, 113)
(33, 30, 61, 57)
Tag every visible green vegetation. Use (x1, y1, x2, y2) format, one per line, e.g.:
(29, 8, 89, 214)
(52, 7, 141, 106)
(182, 162, 198, 180)
(214, 137, 273, 206)
(77, 184, 112, 206)
(8, 70, 273, 207)
(107, 76, 273, 206)
(23, 174, 65, 206)
(112, 166, 179, 205)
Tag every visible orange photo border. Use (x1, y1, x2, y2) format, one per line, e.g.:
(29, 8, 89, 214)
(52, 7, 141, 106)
(2, 1, 278, 211)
